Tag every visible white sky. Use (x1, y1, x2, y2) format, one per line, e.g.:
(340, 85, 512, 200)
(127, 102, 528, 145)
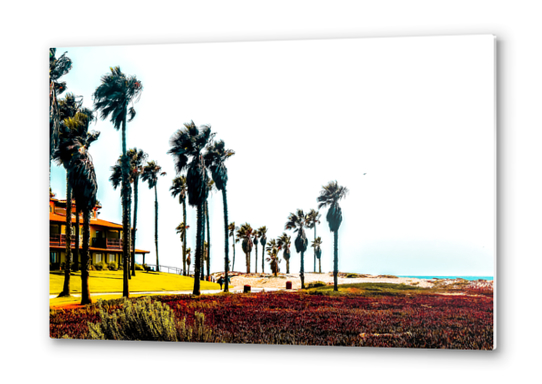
(51, 35, 495, 276)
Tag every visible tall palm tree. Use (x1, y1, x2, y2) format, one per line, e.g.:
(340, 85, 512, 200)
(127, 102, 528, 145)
(277, 233, 292, 273)
(171, 176, 188, 275)
(258, 226, 268, 274)
(203, 180, 216, 281)
(127, 148, 147, 276)
(228, 222, 237, 272)
(317, 181, 349, 291)
(186, 247, 192, 275)
(110, 148, 148, 278)
(252, 229, 260, 273)
(266, 239, 281, 277)
(236, 223, 254, 273)
(175, 221, 189, 275)
(311, 237, 323, 273)
(285, 209, 310, 288)
(49, 48, 72, 175)
(93, 66, 142, 298)
(53, 106, 97, 297)
(141, 161, 166, 272)
(307, 209, 321, 273)
(168, 121, 214, 295)
(57, 133, 98, 305)
(204, 140, 235, 291)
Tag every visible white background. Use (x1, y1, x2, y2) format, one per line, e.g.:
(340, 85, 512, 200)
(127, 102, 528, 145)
(0, 1, 539, 383)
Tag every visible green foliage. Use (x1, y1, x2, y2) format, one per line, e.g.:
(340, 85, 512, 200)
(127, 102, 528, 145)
(107, 262, 118, 271)
(87, 297, 213, 342)
(307, 281, 327, 288)
(94, 262, 107, 271)
(134, 263, 145, 271)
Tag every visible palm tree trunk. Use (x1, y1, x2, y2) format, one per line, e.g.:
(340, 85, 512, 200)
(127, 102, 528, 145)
(286, 257, 290, 274)
(319, 256, 322, 273)
(131, 175, 139, 277)
(245, 250, 250, 274)
(193, 203, 204, 295)
(121, 109, 130, 298)
(254, 242, 258, 274)
(58, 181, 72, 297)
(182, 197, 187, 276)
(74, 208, 80, 271)
(314, 226, 317, 273)
(154, 185, 159, 272)
(222, 189, 229, 292)
(261, 241, 265, 273)
(201, 202, 206, 281)
(231, 232, 236, 272)
(81, 209, 92, 305)
(205, 200, 210, 280)
(333, 230, 338, 291)
(300, 250, 305, 289)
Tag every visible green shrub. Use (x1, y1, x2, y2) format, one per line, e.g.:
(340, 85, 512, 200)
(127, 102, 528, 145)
(89, 264, 96, 271)
(346, 273, 359, 278)
(107, 262, 118, 271)
(134, 263, 144, 271)
(94, 262, 107, 271)
(307, 281, 327, 288)
(87, 297, 213, 342)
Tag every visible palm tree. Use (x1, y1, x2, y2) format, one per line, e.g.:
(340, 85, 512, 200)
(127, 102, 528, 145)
(141, 161, 166, 272)
(307, 209, 321, 273)
(228, 222, 237, 272)
(236, 223, 254, 273)
(171, 176, 188, 275)
(186, 247, 192, 275)
(203, 180, 216, 281)
(53, 105, 97, 297)
(57, 132, 98, 305)
(175, 221, 189, 275)
(252, 229, 260, 273)
(277, 233, 292, 273)
(127, 148, 147, 277)
(93, 66, 142, 298)
(49, 48, 72, 175)
(204, 141, 235, 291)
(285, 209, 310, 289)
(311, 237, 323, 273)
(168, 121, 214, 295)
(258, 226, 268, 274)
(317, 181, 349, 291)
(110, 149, 148, 278)
(266, 239, 281, 277)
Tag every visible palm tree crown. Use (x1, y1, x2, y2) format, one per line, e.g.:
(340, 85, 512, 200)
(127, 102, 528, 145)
(170, 176, 188, 203)
(317, 181, 348, 232)
(92, 66, 143, 129)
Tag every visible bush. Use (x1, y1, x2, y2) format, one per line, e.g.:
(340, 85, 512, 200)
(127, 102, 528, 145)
(87, 297, 213, 342)
(107, 262, 118, 271)
(94, 262, 107, 271)
(307, 281, 327, 288)
(89, 264, 96, 271)
(346, 273, 359, 278)
(134, 263, 144, 271)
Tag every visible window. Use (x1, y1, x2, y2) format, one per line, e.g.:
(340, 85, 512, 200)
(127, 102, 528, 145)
(95, 254, 102, 263)
(108, 254, 115, 263)
(50, 252, 58, 263)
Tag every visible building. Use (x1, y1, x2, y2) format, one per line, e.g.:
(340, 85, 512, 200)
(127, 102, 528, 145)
(49, 193, 150, 269)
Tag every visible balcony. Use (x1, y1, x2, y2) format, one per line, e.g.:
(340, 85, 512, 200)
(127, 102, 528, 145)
(50, 234, 75, 247)
(91, 237, 123, 249)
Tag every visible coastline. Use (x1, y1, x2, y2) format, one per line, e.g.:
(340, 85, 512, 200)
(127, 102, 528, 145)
(219, 272, 494, 291)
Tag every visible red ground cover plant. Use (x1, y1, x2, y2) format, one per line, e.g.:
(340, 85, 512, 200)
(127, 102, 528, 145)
(50, 291, 493, 349)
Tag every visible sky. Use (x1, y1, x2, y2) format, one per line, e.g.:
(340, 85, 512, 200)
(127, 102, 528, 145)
(51, 35, 495, 276)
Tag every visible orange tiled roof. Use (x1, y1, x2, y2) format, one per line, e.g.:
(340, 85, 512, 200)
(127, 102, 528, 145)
(50, 212, 123, 229)
(49, 244, 150, 254)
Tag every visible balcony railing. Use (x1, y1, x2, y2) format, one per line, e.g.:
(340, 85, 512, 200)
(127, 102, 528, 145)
(91, 237, 123, 249)
(50, 234, 75, 247)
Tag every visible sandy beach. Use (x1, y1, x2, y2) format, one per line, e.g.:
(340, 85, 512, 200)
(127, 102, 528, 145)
(213, 271, 493, 291)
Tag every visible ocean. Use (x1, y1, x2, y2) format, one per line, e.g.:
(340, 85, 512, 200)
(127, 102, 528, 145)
(396, 275, 494, 281)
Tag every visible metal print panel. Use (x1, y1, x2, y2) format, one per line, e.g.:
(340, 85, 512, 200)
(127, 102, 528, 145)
(49, 35, 496, 349)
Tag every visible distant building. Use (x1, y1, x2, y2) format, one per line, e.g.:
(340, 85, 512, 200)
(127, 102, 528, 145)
(49, 193, 149, 269)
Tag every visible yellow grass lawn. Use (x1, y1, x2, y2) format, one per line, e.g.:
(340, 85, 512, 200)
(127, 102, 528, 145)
(50, 270, 220, 295)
